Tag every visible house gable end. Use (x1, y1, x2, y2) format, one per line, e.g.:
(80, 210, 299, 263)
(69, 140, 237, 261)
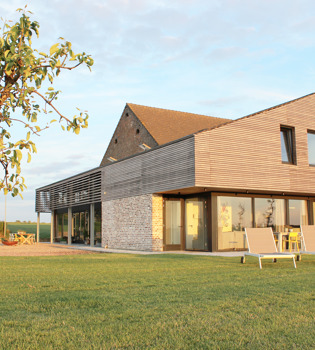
(100, 105, 158, 166)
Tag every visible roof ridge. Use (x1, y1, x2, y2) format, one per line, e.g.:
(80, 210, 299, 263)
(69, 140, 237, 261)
(126, 102, 231, 121)
(241, 92, 315, 120)
(194, 92, 315, 135)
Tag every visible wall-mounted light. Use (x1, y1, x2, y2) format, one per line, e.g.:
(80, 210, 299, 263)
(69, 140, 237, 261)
(107, 157, 117, 162)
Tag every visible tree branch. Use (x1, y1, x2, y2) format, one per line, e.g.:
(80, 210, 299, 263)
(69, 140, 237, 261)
(33, 90, 72, 124)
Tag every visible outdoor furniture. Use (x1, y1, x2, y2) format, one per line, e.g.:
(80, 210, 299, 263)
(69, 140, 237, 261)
(15, 232, 36, 245)
(282, 232, 301, 252)
(297, 225, 315, 261)
(241, 228, 296, 269)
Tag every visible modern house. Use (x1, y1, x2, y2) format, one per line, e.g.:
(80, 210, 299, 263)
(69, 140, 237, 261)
(35, 93, 315, 252)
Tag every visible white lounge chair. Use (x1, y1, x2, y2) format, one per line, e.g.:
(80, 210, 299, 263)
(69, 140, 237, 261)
(241, 228, 296, 269)
(297, 225, 315, 261)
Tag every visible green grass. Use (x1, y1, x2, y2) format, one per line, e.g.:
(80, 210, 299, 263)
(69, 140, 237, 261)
(0, 254, 314, 349)
(6, 222, 51, 240)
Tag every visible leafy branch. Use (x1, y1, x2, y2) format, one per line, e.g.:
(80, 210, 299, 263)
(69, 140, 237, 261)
(0, 6, 93, 197)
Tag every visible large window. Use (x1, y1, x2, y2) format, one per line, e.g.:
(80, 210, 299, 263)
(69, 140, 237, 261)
(217, 196, 252, 250)
(94, 204, 102, 246)
(280, 126, 295, 164)
(185, 198, 207, 250)
(255, 198, 285, 232)
(55, 212, 68, 243)
(307, 131, 315, 166)
(288, 200, 308, 227)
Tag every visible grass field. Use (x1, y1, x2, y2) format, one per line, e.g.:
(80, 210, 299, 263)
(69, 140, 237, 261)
(0, 253, 314, 349)
(6, 222, 51, 241)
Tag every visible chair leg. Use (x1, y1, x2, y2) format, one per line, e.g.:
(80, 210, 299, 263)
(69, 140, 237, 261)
(292, 257, 296, 269)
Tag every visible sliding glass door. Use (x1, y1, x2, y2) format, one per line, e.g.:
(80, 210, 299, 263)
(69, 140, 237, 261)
(164, 199, 183, 250)
(185, 198, 208, 251)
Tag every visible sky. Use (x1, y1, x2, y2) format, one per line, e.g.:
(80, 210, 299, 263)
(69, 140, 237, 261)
(1, 0, 315, 222)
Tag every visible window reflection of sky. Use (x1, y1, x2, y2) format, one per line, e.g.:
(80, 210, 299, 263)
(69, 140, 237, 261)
(308, 132, 315, 165)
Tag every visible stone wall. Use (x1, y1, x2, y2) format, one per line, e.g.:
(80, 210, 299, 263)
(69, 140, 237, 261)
(102, 194, 163, 251)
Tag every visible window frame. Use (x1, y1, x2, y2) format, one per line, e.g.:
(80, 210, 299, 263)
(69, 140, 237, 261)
(307, 129, 315, 167)
(280, 125, 296, 165)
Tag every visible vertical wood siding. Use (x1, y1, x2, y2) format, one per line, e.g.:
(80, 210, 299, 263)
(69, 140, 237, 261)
(195, 94, 315, 195)
(103, 137, 195, 201)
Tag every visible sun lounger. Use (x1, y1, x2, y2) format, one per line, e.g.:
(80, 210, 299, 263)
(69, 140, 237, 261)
(241, 228, 296, 269)
(297, 225, 315, 261)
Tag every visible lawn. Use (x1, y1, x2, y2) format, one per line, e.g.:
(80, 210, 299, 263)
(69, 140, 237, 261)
(0, 253, 314, 349)
(6, 222, 51, 241)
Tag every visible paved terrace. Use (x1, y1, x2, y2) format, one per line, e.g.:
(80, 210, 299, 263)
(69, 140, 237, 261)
(0, 242, 244, 257)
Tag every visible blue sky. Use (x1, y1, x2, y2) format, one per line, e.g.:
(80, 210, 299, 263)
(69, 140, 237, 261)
(1, 0, 315, 222)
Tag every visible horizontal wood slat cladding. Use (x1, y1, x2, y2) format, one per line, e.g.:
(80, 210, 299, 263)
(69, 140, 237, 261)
(103, 137, 195, 201)
(195, 94, 315, 195)
(36, 169, 102, 212)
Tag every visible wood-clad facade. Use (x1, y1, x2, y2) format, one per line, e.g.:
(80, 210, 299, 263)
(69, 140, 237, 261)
(35, 94, 315, 251)
(194, 93, 315, 195)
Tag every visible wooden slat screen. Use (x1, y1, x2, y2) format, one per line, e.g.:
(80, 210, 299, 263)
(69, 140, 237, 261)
(103, 137, 195, 201)
(36, 169, 102, 212)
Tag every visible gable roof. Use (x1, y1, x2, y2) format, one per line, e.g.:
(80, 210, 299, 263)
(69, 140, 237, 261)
(127, 103, 231, 145)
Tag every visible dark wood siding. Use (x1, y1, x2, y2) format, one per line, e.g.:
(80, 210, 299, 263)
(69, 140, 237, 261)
(195, 94, 315, 195)
(103, 137, 195, 201)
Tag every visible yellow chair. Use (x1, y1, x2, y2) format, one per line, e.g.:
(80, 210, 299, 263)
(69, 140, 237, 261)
(283, 232, 301, 252)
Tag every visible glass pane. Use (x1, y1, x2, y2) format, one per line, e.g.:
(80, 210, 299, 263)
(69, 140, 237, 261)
(255, 198, 285, 232)
(308, 132, 315, 165)
(281, 127, 294, 164)
(289, 200, 308, 227)
(165, 201, 181, 245)
(281, 130, 289, 162)
(63, 214, 68, 242)
(185, 198, 207, 250)
(55, 214, 62, 240)
(217, 196, 252, 250)
(94, 206, 102, 246)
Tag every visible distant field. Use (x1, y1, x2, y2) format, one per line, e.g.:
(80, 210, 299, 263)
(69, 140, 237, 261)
(6, 222, 51, 241)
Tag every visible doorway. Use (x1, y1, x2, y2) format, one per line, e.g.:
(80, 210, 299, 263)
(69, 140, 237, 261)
(164, 197, 208, 251)
(164, 199, 184, 250)
(72, 210, 89, 244)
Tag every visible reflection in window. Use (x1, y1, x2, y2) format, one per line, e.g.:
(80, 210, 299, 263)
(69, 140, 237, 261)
(185, 198, 207, 250)
(289, 200, 308, 227)
(165, 200, 181, 245)
(94, 205, 102, 246)
(307, 131, 315, 166)
(55, 213, 68, 243)
(281, 126, 295, 164)
(217, 196, 252, 250)
(255, 198, 285, 232)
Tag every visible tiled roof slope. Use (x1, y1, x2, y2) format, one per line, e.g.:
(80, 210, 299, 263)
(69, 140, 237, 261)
(127, 103, 231, 145)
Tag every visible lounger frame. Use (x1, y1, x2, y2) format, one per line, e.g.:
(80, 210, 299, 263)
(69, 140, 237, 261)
(241, 228, 296, 269)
